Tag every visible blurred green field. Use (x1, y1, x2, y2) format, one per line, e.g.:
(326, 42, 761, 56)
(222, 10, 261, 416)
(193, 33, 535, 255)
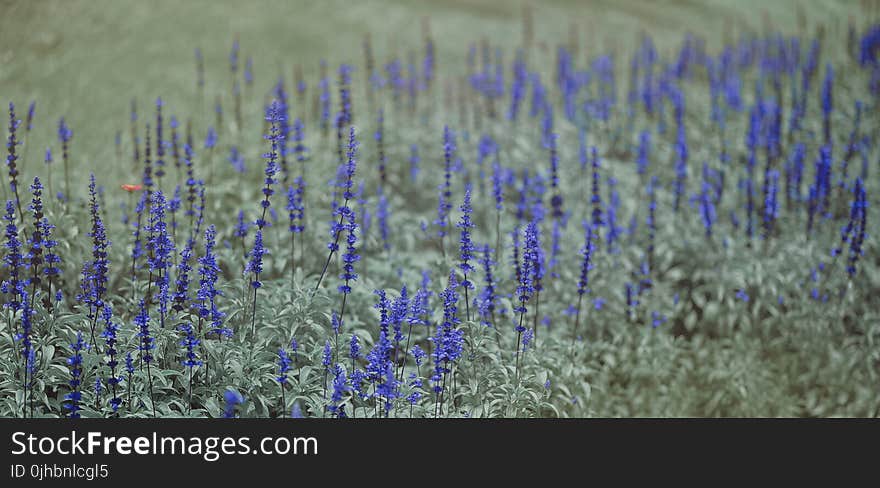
(0, 0, 856, 186)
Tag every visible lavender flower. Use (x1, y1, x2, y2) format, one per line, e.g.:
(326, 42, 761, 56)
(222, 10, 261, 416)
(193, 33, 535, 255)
(100, 305, 122, 412)
(338, 202, 359, 295)
(457, 185, 476, 320)
(410, 144, 420, 182)
(328, 364, 349, 417)
(178, 322, 202, 368)
(154, 98, 165, 183)
(349, 334, 361, 362)
(25, 101, 35, 132)
(147, 191, 174, 327)
(80, 175, 107, 328)
(698, 181, 717, 238)
(322, 339, 332, 369)
(477, 245, 497, 327)
(375, 109, 386, 185)
(198, 225, 228, 338)
(762, 170, 779, 239)
(430, 271, 463, 398)
(435, 126, 455, 249)
(246, 230, 266, 288)
(204, 126, 217, 150)
(316, 126, 358, 291)
(370, 192, 387, 251)
(228, 146, 246, 173)
(1, 201, 24, 314)
(548, 133, 563, 219)
(590, 147, 603, 230)
(57, 117, 73, 201)
(287, 178, 306, 233)
(223, 389, 244, 418)
(6, 103, 23, 220)
(821, 63, 834, 144)
(277, 348, 292, 385)
(637, 130, 651, 176)
(64, 332, 86, 418)
(847, 180, 868, 277)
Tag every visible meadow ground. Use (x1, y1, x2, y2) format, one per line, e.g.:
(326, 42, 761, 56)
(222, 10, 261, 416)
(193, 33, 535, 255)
(0, 0, 877, 418)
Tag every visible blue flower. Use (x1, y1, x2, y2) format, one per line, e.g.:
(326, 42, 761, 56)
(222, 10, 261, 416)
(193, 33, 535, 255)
(178, 322, 202, 369)
(547, 133, 563, 218)
(322, 340, 332, 368)
(331, 311, 342, 336)
(7, 104, 23, 218)
(435, 126, 455, 240)
(577, 225, 595, 296)
(135, 299, 154, 363)
(291, 403, 304, 418)
(328, 365, 349, 417)
(637, 130, 651, 175)
(365, 331, 392, 386)
(204, 126, 217, 150)
(246, 230, 267, 288)
(100, 306, 123, 412)
(411, 345, 426, 366)
(375, 109, 386, 184)
(390, 286, 409, 344)
(514, 221, 540, 321)
(228, 146, 246, 173)
(375, 362, 400, 416)
(291, 117, 308, 165)
(377, 193, 390, 251)
(255, 101, 285, 230)
(477, 245, 497, 326)
(1, 201, 24, 314)
(25, 101, 35, 132)
(349, 334, 361, 361)
(277, 348, 292, 385)
(847, 181, 868, 276)
(198, 225, 229, 338)
(64, 332, 87, 418)
(318, 126, 359, 291)
(430, 271, 464, 393)
(338, 203, 359, 295)
(229, 39, 239, 72)
(78, 175, 105, 319)
(223, 389, 244, 418)
(172, 238, 194, 314)
(409, 144, 420, 182)
(338, 64, 353, 126)
(319, 61, 331, 132)
(287, 178, 306, 234)
(154, 98, 165, 180)
(522, 328, 534, 349)
(125, 351, 135, 376)
(147, 191, 175, 327)
(457, 184, 476, 289)
(374, 289, 390, 337)
(244, 56, 253, 85)
(651, 311, 667, 328)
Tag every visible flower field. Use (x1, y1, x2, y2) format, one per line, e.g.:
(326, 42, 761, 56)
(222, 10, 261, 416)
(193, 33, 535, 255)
(1, 0, 878, 418)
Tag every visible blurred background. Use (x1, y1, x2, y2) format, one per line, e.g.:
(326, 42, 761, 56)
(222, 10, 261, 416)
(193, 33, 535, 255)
(0, 0, 859, 183)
